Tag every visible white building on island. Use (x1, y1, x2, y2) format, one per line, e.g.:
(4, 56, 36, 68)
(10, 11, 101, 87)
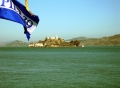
(46, 35, 58, 40)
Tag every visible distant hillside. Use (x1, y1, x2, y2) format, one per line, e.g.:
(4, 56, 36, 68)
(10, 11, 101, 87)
(69, 34, 120, 46)
(0, 41, 10, 47)
(0, 42, 6, 47)
(6, 40, 28, 47)
(68, 36, 87, 41)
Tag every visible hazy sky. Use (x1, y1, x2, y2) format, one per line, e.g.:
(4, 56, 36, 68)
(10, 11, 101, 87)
(0, 0, 120, 42)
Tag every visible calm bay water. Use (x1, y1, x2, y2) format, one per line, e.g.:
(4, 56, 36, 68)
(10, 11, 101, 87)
(0, 46, 120, 88)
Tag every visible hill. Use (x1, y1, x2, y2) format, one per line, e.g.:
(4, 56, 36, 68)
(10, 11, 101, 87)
(6, 40, 28, 47)
(69, 34, 120, 46)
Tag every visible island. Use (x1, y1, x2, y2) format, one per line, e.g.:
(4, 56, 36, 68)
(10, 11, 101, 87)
(28, 35, 80, 47)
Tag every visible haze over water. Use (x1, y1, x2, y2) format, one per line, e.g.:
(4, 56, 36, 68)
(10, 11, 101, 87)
(0, 46, 120, 88)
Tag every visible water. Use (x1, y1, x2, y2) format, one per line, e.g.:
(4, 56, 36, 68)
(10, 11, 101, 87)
(0, 46, 120, 88)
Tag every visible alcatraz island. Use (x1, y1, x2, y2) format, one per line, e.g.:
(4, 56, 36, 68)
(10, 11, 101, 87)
(29, 35, 80, 47)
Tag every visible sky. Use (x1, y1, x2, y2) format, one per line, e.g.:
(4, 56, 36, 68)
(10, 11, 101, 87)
(0, 0, 120, 42)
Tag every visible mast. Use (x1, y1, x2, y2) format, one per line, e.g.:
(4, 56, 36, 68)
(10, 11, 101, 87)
(25, 0, 29, 11)
(24, 0, 34, 16)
